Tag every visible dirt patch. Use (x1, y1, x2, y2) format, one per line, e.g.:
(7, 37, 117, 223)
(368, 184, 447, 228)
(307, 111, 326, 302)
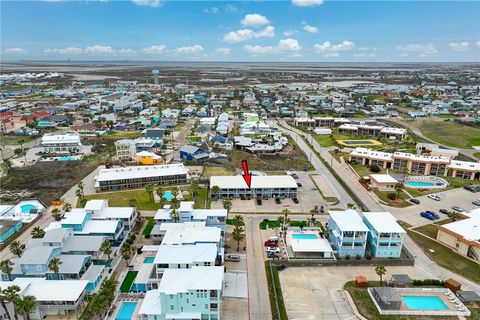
(0, 161, 97, 205)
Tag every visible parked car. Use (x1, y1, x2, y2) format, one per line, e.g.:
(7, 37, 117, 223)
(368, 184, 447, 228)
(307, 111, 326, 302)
(267, 252, 279, 258)
(464, 185, 480, 193)
(439, 209, 449, 215)
(410, 198, 420, 204)
(291, 173, 299, 179)
(472, 199, 480, 206)
(275, 198, 281, 204)
(225, 255, 241, 262)
(427, 194, 441, 201)
(264, 240, 279, 247)
(427, 211, 439, 219)
(420, 211, 436, 220)
(256, 198, 262, 205)
(266, 247, 280, 254)
(297, 183, 302, 187)
(275, 264, 287, 271)
(292, 198, 299, 204)
(451, 205, 466, 212)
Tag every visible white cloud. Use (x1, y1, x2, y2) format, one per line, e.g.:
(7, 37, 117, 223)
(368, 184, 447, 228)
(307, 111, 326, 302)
(117, 48, 136, 56)
(354, 53, 376, 58)
(241, 13, 270, 27)
(204, 7, 220, 14)
(476, 41, 480, 48)
(302, 21, 318, 33)
(215, 48, 231, 55)
(313, 40, 355, 56)
(244, 38, 301, 55)
(397, 43, 437, 57)
(44, 47, 83, 54)
(283, 30, 296, 36)
(223, 25, 275, 43)
(142, 45, 167, 54)
(291, 0, 324, 7)
(225, 4, 238, 12)
(131, 0, 162, 7)
(358, 47, 376, 51)
(400, 53, 409, 57)
(176, 44, 204, 54)
(448, 42, 469, 52)
(85, 45, 114, 54)
(5, 48, 26, 54)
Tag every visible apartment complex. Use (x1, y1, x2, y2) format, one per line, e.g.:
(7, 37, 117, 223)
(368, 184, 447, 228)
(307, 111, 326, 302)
(41, 134, 82, 154)
(210, 175, 298, 199)
(115, 139, 137, 160)
(436, 209, 480, 262)
(94, 163, 191, 191)
(349, 148, 480, 180)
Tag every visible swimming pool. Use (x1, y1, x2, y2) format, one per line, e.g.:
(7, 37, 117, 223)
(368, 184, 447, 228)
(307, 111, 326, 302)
(20, 204, 37, 213)
(402, 296, 448, 310)
(115, 302, 137, 320)
(405, 181, 436, 188)
(292, 233, 318, 240)
(58, 156, 76, 161)
(143, 257, 154, 263)
(163, 191, 174, 201)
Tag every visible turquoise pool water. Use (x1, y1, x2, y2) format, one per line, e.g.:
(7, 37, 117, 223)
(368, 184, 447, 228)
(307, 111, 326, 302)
(402, 296, 448, 310)
(292, 233, 318, 240)
(143, 257, 154, 263)
(163, 191, 174, 201)
(405, 181, 435, 188)
(20, 204, 36, 213)
(115, 302, 137, 320)
(58, 156, 75, 161)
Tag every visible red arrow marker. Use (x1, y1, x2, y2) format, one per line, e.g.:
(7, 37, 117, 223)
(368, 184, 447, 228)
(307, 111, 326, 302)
(241, 160, 252, 189)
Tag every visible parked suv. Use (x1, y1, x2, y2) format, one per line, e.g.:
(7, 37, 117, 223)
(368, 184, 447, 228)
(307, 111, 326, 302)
(420, 211, 436, 220)
(410, 198, 420, 204)
(264, 240, 279, 247)
(427, 194, 441, 201)
(451, 205, 466, 212)
(266, 247, 280, 254)
(225, 255, 241, 262)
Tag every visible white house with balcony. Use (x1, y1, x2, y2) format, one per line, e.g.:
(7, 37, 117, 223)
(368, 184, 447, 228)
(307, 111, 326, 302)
(41, 134, 81, 154)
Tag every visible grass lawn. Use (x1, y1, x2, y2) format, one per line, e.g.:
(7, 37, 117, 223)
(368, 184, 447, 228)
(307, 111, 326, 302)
(120, 271, 138, 293)
(407, 230, 480, 283)
(194, 187, 211, 209)
(350, 164, 386, 177)
(344, 281, 457, 320)
(413, 224, 438, 239)
(106, 131, 141, 139)
(260, 219, 307, 230)
(265, 260, 288, 320)
(78, 189, 159, 211)
(412, 120, 480, 149)
(143, 217, 155, 236)
(373, 190, 411, 208)
(1, 135, 39, 145)
(474, 152, 480, 160)
(202, 166, 235, 179)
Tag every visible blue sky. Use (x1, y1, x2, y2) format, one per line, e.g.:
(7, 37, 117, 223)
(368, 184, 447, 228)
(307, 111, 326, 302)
(1, 0, 479, 62)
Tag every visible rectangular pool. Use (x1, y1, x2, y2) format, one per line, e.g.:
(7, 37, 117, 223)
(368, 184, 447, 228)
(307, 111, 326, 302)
(402, 296, 448, 310)
(292, 233, 318, 240)
(143, 257, 154, 263)
(115, 302, 137, 320)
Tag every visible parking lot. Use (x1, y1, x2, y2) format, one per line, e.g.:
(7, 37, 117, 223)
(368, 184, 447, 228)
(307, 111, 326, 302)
(211, 171, 327, 213)
(389, 187, 480, 227)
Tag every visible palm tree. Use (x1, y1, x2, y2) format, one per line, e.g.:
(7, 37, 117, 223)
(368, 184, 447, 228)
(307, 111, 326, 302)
(394, 183, 404, 200)
(51, 208, 63, 222)
(99, 239, 112, 262)
(31, 226, 45, 239)
(278, 209, 291, 243)
(121, 245, 134, 267)
(232, 225, 245, 252)
(48, 258, 63, 280)
(169, 209, 179, 223)
(347, 203, 356, 210)
(448, 211, 461, 222)
(222, 199, 232, 211)
(14, 295, 36, 320)
(232, 214, 244, 227)
(2, 159, 12, 173)
(191, 179, 199, 199)
(9, 241, 22, 258)
(375, 265, 387, 286)
(308, 209, 317, 227)
(145, 184, 153, 202)
(210, 185, 220, 200)
(156, 186, 164, 201)
(128, 198, 137, 208)
(62, 202, 72, 212)
(0, 260, 13, 281)
(4, 286, 20, 320)
(0, 288, 12, 320)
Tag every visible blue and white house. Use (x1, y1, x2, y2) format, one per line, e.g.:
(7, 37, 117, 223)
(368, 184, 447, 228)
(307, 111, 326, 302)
(327, 210, 369, 257)
(362, 212, 406, 258)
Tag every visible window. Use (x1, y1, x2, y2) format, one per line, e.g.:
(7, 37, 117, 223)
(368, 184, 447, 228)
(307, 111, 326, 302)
(170, 305, 174, 311)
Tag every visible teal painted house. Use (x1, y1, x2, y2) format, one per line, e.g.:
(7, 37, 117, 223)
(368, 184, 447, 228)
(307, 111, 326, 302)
(0, 220, 23, 244)
(362, 212, 406, 258)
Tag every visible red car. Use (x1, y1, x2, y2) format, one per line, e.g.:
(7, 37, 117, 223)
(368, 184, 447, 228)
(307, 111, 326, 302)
(264, 240, 279, 247)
